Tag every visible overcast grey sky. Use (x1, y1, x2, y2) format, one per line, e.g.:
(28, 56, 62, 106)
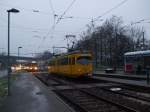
(0, 0, 150, 57)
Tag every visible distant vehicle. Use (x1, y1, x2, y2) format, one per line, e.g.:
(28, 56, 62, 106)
(124, 50, 150, 73)
(24, 61, 38, 72)
(11, 61, 38, 72)
(48, 51, 93, 77)
(11, 64, 22, 71)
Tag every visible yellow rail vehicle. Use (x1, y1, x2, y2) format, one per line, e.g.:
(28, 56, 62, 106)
(48, 51, 93, 77)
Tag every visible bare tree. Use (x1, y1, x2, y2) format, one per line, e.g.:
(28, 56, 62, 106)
(72, 16, 147, 69)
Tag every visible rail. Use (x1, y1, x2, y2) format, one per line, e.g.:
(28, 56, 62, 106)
(35, 73, 150, 112)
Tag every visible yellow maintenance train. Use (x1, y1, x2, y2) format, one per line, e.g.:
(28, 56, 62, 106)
(48, 51, 93, 77)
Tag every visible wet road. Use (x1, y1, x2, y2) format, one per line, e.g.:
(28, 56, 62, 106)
(1, 73, 75, 112)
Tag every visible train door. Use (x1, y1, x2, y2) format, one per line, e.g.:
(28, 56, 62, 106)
(144, 56, 150, 69)
(124, 56, 134, 73)
(56, 59, 60, 74)
(71, 57, 76, 76)
(69, 57, 72, 76)
(69, 56, 76, 76)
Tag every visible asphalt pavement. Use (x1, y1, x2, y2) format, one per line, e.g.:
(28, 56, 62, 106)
(1, 73, 75, 112)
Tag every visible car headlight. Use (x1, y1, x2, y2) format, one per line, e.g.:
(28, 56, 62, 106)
(11, 67, 15, 70)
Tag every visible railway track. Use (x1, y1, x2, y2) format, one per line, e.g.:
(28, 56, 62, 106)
(101, 86, 150, 103)
(35, 73, 150, 112)
(82, 87, 150, 112)
(55, 89, 134, 112)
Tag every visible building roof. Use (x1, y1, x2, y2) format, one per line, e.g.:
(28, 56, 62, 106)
(124, 50, 150, 56)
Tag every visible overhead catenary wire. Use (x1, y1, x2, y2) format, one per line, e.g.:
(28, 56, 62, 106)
(0, 1, 56, 42)
(77, 0, 128, 34)
(0, 17, 51, 33)
(48, 0, 56, 29)
(41, 0, 56, 40)
(46, 0, 77, 38)
(1, 0, 130, 54)
(93, 0, 128, 22)
(44, 0, 77, 41)
(0, 0, 129, 26)
(0, 1, 93, 20)
(0, 19, 80, 39)
(0, 1, 55, 50)
(0, 2, 54, 15)
(37, 0, 57, 50)
(37, 0, 77, 49)
(56, 0, 77, 24)
(48, 0, 55, 16)
(0, 16, 83, 33)
(131, 19, 150, 25)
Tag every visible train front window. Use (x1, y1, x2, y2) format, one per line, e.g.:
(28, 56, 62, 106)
(125, 56, 142, 63)
(77, 56, 92, 64)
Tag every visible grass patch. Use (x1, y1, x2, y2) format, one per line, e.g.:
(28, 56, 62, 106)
(0, 74, 18, 97)
(11, 73, 18, 80)
(0, 78, 8, 97)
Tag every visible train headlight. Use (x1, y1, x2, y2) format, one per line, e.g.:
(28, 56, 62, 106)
(16, 67, 21, 70)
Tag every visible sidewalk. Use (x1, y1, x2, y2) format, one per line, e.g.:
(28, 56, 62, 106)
(1, 73, 75, 112)
(93, 70, 147, 80)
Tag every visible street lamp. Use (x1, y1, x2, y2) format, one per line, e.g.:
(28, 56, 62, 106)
(18, 46, 22, 58)
(18, 46, 22, 71)
(7, 8, 19, 96)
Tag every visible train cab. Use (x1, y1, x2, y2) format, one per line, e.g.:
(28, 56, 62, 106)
(48, 51, 93, 77)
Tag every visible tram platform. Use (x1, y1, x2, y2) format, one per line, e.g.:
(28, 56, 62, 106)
(1, 73, 75, 112)
(93, 71, 150, 89)
(94, 71, 147, 80)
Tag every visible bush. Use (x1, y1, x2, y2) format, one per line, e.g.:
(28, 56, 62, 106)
(0, 78, 8, 97)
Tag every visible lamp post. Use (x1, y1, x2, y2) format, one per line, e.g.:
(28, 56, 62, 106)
(18, 46, 22, 59)
(18, 46, 22, 67)
(7, 8, 19, 96)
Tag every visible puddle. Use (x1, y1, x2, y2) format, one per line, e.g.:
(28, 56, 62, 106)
(110, 87, 122, 91)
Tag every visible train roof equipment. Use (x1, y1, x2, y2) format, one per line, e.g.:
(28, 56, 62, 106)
(52, 50, 92, 57)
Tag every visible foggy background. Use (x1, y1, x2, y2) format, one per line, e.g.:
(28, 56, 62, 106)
(0, 0, 150, 57)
